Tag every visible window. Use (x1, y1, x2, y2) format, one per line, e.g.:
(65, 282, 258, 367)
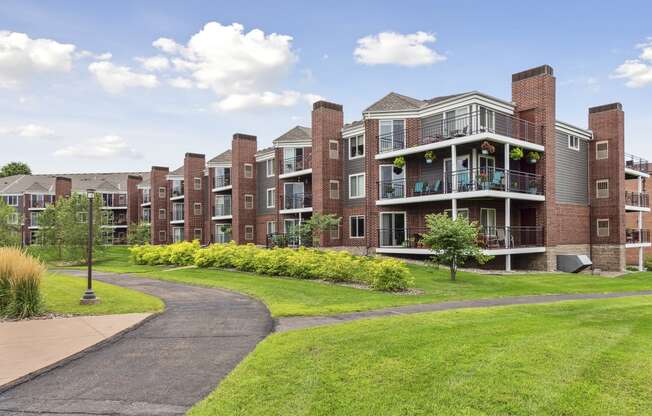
(330, 225, 340, 240)
(568, 135, 580, 151)
(4, 195, 18, 206)
(266, 221, 276, 235)
(159, 208, 166, 220)
(159, 230, 166, 243)
(350, 216, 365, 238)
(444, 208, 469, 220)
(194, 177, 201, 190)
(172, 227, 183, 243)
(172, 203, 184, 221)
(7, 212, 19, 225)
(244, 225, 254, 240)
(76, 211, 87, 224)
(118, 194, 126, 206)
(30, 212, 40, 227)
(329, 180, 340, 200)
(193, 228, 202, 241)
(349, 135, 364, 159)
(266, 188, 276, 208)
(379, 119, 406, 152)
(596, 141, 608, 160)
(480, 208, 497, 234)
(158, 187, 166, 198)
(266, 159, 275, 177)
(193, 202, 202, 216)
(596, 179, 609, 199)
(329, 140, 339, 159)
(596, 219, 610, 237)
(244, 163, 253, 178)
(245, 194, 254, 209)
(349, 173, 365, 199)
(142, 207, 151, 223)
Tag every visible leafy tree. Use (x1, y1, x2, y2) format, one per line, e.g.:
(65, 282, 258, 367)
(0, 200, 20, 246)
(38, 193, 104, 262)
(127, 223, 150, 245)
(0, 162, 31, 178)
(302, 213, 341, 247)
(420, 213, 492, 281)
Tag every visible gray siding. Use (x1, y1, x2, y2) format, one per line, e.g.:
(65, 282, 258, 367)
(343, 137, 365, 207)
(555, 130, 588, 205)
(256, 159, 276, 213)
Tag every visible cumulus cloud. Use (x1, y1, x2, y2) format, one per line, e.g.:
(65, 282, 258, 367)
(168, 77, 193, 89)
(54, 135, 142, 159)
(0, 124, 55, 138)
(0, 31, 76, 88)
(212, 91, 321, 112)
(354, 31, 446, 67)
(612, 38, 652, 88)
(135, 55, 170, 71)
(76, 50, 112, 61)
(88, 61, 159, 94)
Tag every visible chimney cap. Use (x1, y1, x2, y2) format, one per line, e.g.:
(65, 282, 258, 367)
(512, 65, 554, 82)
(151, 166, 169, 171)
(185, 152, 205, 159)
(589, 103, 623, 114)
(55, 176, 71, 182)
(233, 133, 257, 141)
(313, 100, 343, 111)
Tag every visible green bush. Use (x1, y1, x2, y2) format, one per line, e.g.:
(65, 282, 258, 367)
(130, 242, 413, 292)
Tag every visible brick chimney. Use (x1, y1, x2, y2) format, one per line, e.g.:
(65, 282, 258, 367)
(127, 174, 142, 227)
(54, 176, 72, 200)
(231, 133, 257, 244)
(183, 153, 206, 243)
(150, 166, 169, 244)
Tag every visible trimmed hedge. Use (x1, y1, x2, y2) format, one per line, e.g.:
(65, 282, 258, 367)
(129, 242, 413, 292)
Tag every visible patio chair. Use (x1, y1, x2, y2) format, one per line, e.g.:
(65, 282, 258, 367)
(432, 179, 441, 194)
(490, 171, 504, 190)
(414, 181, 424, 196)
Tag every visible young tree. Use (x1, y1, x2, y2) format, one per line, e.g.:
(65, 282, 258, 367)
(127, 223, 150, 245)
(38, 193, 104, 262)
(0, 162, 31, 177)
(0, 200, 20, 246)
(420, 213, 492, 281)
(302, 213, 341, 248)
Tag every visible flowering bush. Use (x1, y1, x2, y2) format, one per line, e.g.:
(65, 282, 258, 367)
(129, 241, 413, 292)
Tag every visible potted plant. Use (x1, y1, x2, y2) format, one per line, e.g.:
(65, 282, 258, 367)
(477, 171, 489, 189)
(526, 151, 540, 164)
(481, 141, 495, 155)
(510, 147, 524, 161)
(393, 156, 405, 174)
(424, 151, 435, 164)
(528, 179, 538, 194)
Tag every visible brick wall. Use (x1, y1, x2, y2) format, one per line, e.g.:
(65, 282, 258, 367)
(232, 133, 257, 244)
(126, 175, 142, 226)
(255, 213, 276, 245)
(183, 153, 206, 243)
(150, 166, 170, 244)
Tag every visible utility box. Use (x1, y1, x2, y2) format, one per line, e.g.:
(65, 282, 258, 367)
(557, 255, 593, 273)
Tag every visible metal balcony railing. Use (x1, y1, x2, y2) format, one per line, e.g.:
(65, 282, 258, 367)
(378, 111, 542, 154)
(378, 226, 544, 249)
(625, 153, 648, 173)
(214, 203, 232, 217)
(281, 154, 312, 174)
(102, 194, 127, 208)
(266, 233, 313, 248)
(172, 207, 184, 222)
(626, 228, 650, 244)
(214, 175, 231, 188)
(29, 196, 52, 209)
(625, 191, 649, 208)
(283, 193, 312, 210)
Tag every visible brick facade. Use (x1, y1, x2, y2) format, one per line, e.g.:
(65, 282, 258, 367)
(150, 166, 170, 244)
(231, 133, 257, 244)
(183, 153, 207, 244)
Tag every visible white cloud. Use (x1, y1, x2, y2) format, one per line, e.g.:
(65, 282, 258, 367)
(354, 31, 446, 67)
(612, 38, 652, 88)
(54, 135, 142, 159)
(0, 123, 55, 138)
(168, 77, 193, 89)
(135, 55, 170, 71)
(153, 22, 297, 96)
(76, 50, 112, 61)
(88, 61, 159, 94)
(213, 91, 321, 112)
(0, 31, 76, 88)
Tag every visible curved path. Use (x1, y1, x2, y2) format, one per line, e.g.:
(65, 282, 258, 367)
(0, 270, 273, 416)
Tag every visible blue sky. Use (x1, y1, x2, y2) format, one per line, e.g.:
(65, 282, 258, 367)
(1, 0, 651, 173)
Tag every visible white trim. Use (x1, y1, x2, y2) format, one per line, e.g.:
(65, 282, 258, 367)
(266, 187, 276, 208)
(625, 167, 650, 178)
(625, 205, 651, 213)
(349, 215, 365, 239)
(348, 172, 366, 199)
(329, 180, 340, 200)
(279, 207, 313, 215)
(626, 242, 652, 249)
(266, 159, 275, 177)
(596, 218, 609, 237)
(212, 214, 233, 221)
(595, 179, 609, 199)
(244, 163, 254, 179)
(375, 132, 544, 160)
(170, 195, 184, 201)
(170, 220, 185, 225)
(212, 185, 232, 192)
(244, 194, 254, 210)
(244, 224, 255, 241)
(329, 140, 339, 159)
(375, 246, 546, 256)
(378, 211, 407, 247)
(206, 162, 232, 168)
(555, 121, 592, 140)
(279, 168, 312, 180)
(379, 119, 406, 152)
(376, 189, 545, 205)
(255, 149, 275, 162)
(595, 141, 609, 160)
(347, 134, 365, 160)
(274, 140, 312, 148)
(568, 134, 580, 151)
(341, 123, 365, 137)
(166, 174, 183, 181)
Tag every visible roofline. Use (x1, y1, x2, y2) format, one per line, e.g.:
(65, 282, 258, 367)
(362, 91, 515, 116)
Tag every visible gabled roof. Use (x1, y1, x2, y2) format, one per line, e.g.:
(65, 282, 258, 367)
(255, 146, 275, 156)
(24, 182, 51, 194)
(169, 166, 184, 176)
(364, 92, 426, 112)
(208, 149, 231, 165)
(272, 126, 312, 145)
(423, 93, 469, 105)
(0, 172, 147, 194)
(93, 180, 120, 193)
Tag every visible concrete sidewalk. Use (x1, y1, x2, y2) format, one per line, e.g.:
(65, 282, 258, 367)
(0, 313, 151, 386)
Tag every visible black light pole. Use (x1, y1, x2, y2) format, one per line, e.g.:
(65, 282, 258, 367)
(81, 189, 99, 304)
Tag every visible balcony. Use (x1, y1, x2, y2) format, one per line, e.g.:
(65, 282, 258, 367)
(213, 203, 232, 219)
(171, 181, 184, 199)
(377, 225, 544, 255)
(377, 168, 544, 206)
(101, 194, 127, 209)
(281, 193, 312, 214)
(280, 154, 312, 178)
(626, 228, 651, 247)
(171, 205, 184, 223)
(377, 111, 542, 158)
(142, 191, 151, 205)
(213, 175, 231, 190)
(625, 153, 648, 177)
(625, 191, 650, 211)
(29, 196, 52, 210)
(102, 213, 128, 227)
(266, 233, 313, 248)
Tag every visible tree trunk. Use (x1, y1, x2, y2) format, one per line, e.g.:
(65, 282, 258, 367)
(450, 260, 457, 281)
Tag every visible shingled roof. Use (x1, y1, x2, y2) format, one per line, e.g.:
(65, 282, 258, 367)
(0, 172, 147, 194)
(272, 126, 312, 145)
(208, 149, 231, 165)
(364, 91, 474, 112)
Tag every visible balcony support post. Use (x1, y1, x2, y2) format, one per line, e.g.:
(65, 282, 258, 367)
(638, 176, 644, 271)
(505, 197, 511, 272)
(504, 143, 510, 192)
(451, 144, 457, 193)
(452, 198, 457, 219)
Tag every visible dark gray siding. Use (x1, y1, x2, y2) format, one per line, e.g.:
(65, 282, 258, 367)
(343, 136, 365, 207)
(256, 159, 276, 213)
(555, 130, 588, 205)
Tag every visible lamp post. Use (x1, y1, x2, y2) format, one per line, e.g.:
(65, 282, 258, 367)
(81, 189, 100, 304)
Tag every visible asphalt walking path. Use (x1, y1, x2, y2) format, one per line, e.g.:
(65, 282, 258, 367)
(0, 270, 273, 416)
(275, 290, 652, 332)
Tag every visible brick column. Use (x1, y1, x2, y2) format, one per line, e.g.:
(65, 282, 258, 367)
(54, 176, 72, 200)
(150, 166, 170, 244)
(183, 153, 206, 243)
(231, 133, 257, 244)
(127, 175, 142, 227)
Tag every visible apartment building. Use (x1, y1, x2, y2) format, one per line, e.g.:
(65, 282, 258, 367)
(0, 172, 146, 245)
(138, 64, 650, 272)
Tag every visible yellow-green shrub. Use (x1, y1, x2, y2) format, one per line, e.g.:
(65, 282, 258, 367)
(366, 257, 413, 291)
(167, 240, 200, 266)
(130, 241, 201, 266)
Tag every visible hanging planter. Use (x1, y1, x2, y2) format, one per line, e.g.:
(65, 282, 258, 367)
(424, 151, 435, 164)
(526, 151, 540, 164)
(480, 141, 495, 155)
(393, 156, 405, 174)
(510, 147, 524, 161)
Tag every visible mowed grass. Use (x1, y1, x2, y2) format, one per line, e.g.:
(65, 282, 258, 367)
(42, 273, 164, 315)
(62, 246, 652, 317)
(189, 296, 652, 416)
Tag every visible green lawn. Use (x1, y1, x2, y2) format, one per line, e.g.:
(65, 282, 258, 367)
(62, 246, 652, 317)
(42, 273, 164, 315)
(189, 296, 652, 416)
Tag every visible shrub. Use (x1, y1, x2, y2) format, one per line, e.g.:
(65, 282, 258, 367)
(366, 258, 413, 291)
(167, 240, 201, 266)
(0, 247, 45, 318)
(130, 241, 200, 266)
